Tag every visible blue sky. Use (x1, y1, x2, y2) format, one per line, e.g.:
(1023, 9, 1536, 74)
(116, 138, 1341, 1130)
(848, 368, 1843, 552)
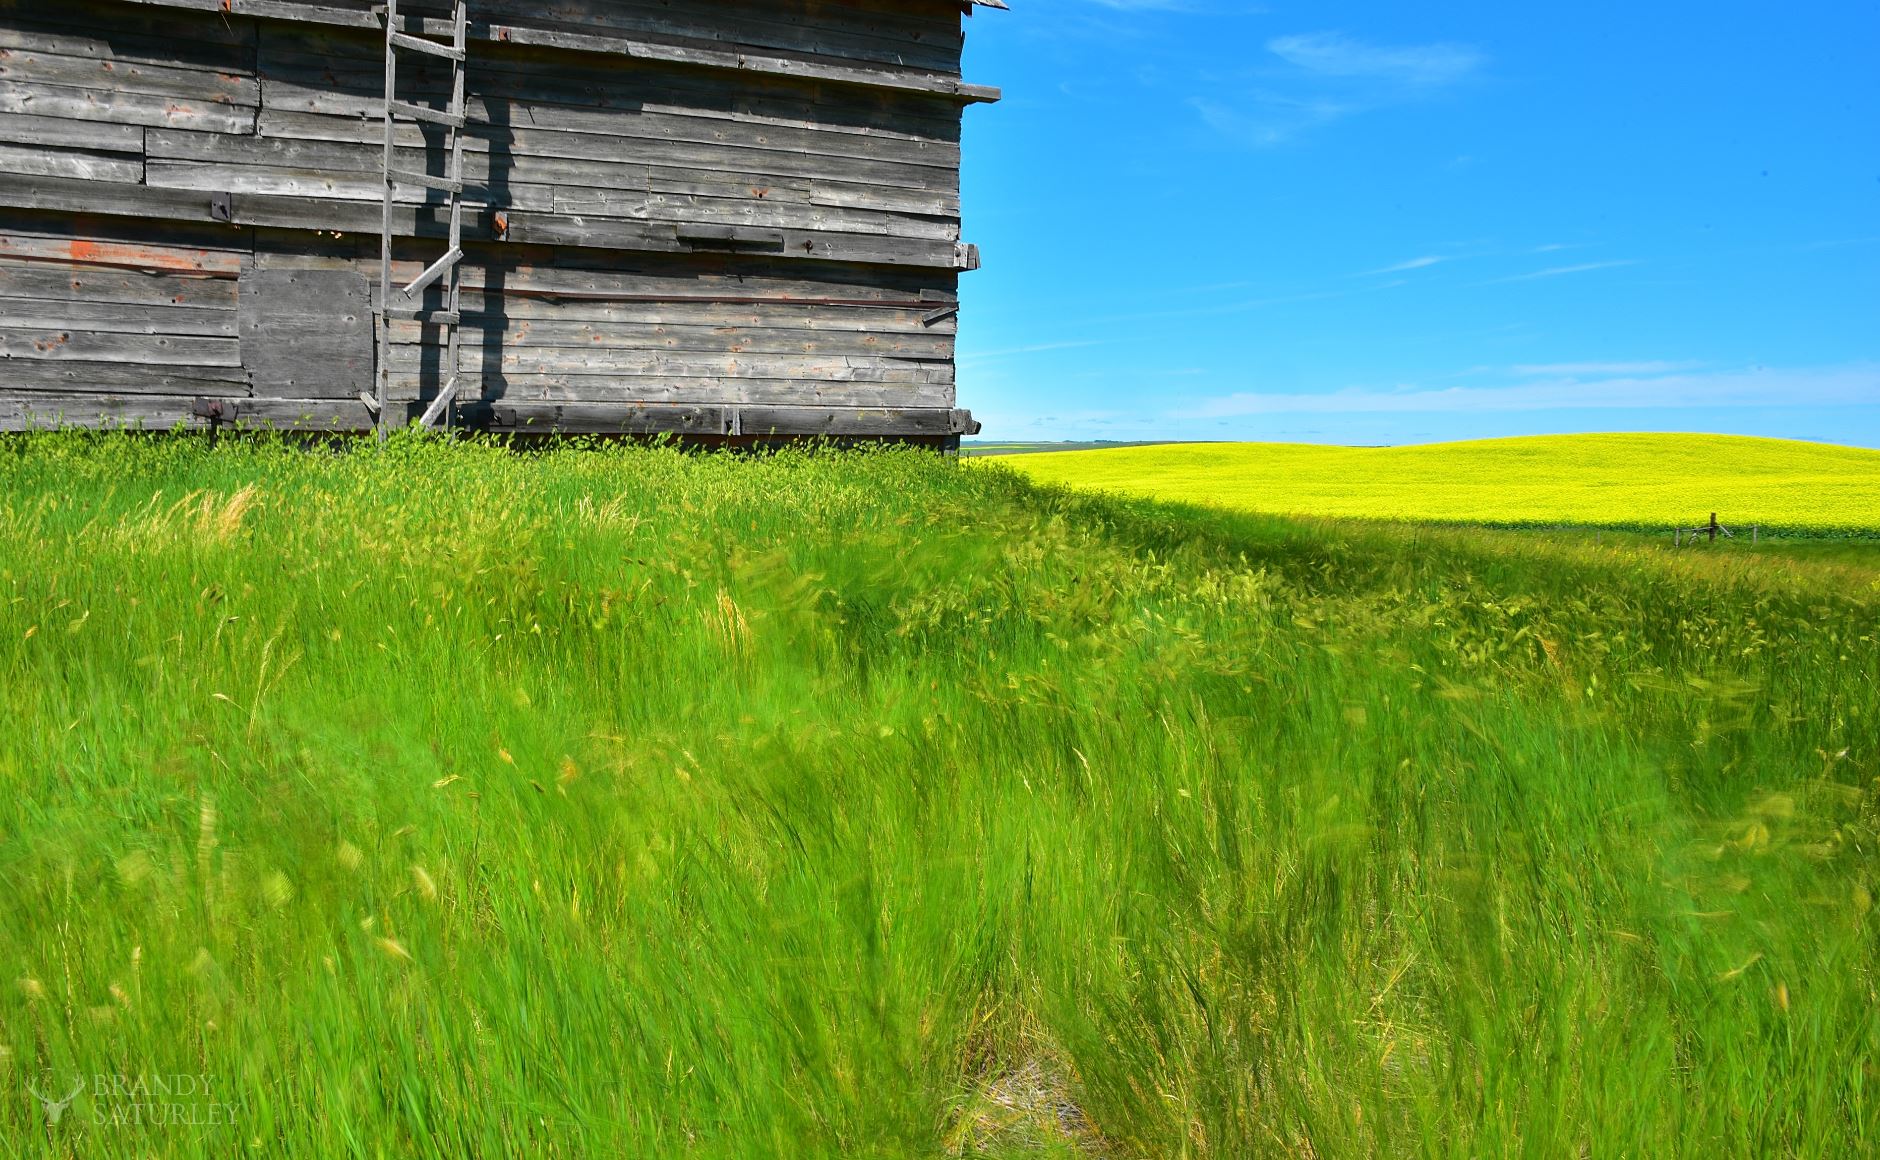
(954, 2, 1879, 445)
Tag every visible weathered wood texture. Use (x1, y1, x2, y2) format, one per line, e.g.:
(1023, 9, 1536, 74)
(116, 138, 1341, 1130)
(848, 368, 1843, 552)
(0, 0, 991, 438)
(88, 0, 1000, 101)
(0, 0, 975, 266)
(239, 268, 373, 397)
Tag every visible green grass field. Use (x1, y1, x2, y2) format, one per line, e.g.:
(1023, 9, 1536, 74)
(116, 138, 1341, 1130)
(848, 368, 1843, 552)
(2, 435, 1877, 1156)
(988, 434, 1880, 535)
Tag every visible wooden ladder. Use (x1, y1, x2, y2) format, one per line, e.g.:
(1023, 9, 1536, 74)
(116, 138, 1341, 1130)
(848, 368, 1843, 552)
(373, 0, 470, 438)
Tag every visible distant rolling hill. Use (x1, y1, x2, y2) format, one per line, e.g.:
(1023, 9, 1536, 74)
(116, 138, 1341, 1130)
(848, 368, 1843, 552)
(982, 433, 1880, 534)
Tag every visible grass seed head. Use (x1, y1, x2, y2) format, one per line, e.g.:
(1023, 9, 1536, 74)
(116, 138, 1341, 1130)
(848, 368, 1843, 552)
(116, 849, 154, 886)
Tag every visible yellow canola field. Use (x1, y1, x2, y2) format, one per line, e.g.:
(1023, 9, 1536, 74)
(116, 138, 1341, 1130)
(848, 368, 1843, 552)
(990, 433, 1880, 532)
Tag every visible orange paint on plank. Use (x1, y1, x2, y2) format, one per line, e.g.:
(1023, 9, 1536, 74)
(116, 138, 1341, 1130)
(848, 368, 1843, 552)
(70, 239, 239, 275)
(0, 237, 241, 277)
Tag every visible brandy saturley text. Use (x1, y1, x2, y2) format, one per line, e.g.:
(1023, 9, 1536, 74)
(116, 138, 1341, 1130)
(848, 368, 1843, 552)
(27, 1073, 239, 1130)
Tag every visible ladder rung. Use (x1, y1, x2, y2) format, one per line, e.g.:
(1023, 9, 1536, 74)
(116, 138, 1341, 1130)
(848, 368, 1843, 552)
(373, 2, 467, 20)
(389, 31, 465, 61)
(398, 247, 465, 300)
(418, 377, 462, 429)
(386, 165, 464, 194)
(386, 99, 465, 128)
(380, 308, 462, 324)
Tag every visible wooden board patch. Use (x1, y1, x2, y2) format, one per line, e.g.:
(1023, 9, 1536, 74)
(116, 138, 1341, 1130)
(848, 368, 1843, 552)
(237, 267, 371, 398)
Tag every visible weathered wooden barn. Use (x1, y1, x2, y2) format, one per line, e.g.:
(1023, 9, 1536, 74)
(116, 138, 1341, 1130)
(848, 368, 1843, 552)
(0, 0, 1001, 444)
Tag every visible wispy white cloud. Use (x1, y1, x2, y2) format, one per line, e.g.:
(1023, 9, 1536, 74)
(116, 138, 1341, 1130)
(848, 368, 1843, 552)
(1191, 92, 1353, 147)
(1353, 241, 1607, 281)
(1510, 360, 1701, 377)
(1195, 31, 1486, 146)
(1359, 254, 1451, 276)
(1479, 260, 1638, 285)
(1181, 363, 1879, 418)
(1087, 286, 1356, 327)
(1266, 32, 1484, 87)
(957, 339, 1115, 365)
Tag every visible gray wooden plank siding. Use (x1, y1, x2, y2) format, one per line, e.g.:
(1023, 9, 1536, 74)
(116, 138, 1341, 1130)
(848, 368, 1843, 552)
(0, 0, 991, 439)
(87, 0, 998, 100)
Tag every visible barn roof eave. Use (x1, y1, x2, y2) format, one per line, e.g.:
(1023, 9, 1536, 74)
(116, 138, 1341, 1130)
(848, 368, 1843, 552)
(102, 0, 1004, 102)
